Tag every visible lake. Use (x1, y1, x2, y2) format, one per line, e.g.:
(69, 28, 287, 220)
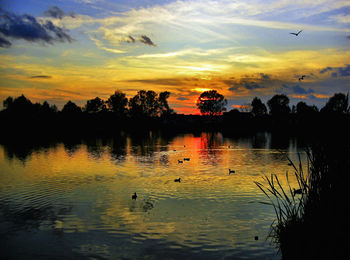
(0, 132, 307, 259)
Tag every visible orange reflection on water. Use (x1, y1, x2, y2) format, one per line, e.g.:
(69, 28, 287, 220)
(0, 132, 304, 258)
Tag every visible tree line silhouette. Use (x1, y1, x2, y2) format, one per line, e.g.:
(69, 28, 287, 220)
(1, 89, 349, 139)
(3, 90, 174, 118)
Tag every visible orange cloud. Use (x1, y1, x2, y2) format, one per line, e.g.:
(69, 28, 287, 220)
(312, 94, 331, 99)
(290, 94, 307, 99)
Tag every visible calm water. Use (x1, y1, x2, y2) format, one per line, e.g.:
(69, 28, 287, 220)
(0, 132, 306, 259)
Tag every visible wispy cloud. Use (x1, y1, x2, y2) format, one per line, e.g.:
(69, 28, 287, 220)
(49, 0, 350, 55)
(329, 14, 350, 24)
(0, 35, 11, 48)
(44, 6, 75, 20)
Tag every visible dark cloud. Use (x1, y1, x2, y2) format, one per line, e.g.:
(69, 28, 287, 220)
(0, 9, 73, 48)
(127, 35, 135, 43)
(347, 35, 350, 39)
(122, 34, 156, 46)
(228, 86, 238, 91)
(320, 67, 333, 74)
(260, 73, 270, 80)
(223, 79, 236, 86)
(177, 97, 189, 101)
(139, 35, 156, 46)
(226, 73, 271, 92)
(226, 79, 266, 91)
(244, 82, 265, 90)
(278, 84, 314, 95)
(30, 75, 52, 79)
(0, 35, 11, 47)
(44, 6, 75, 19)
(337, 64, 350, 77)
(292, 85, 314, 94)
(320, 64, 350, 77)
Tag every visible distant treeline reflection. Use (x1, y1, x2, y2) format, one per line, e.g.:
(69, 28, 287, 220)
(1, 131, 300, 164)
(1, 90, 349, 139)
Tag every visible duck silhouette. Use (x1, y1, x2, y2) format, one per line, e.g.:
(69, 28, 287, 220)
(229, 169, 235, 174)
(178, 160, 183, 163)
(184, 158, 190, 161)
(132, 192, 137, 200)
(174, 178, 181, 182)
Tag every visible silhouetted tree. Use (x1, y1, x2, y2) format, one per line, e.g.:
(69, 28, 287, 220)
(3, 96, 13, 110)
(129, 90, 159, 117)
(62, 100, 82, 114)
(251, 97, 267, 117)
(50, 104, 58, 113)
(6, 94, 33, 113)
(267, 94, 291, 117)
(40, 101, 57, 114)
(196, 90, 227, 116)
(296, 101, 318, 115)
(84, 97, 106, 113)
(158, 91, 174, 116)
(291, 105, 296, 114)
(321, 93, 349, 114)
(107, 90, 128, 116)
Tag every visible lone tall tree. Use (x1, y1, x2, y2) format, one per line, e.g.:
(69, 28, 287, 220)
(84, 97, 106, 113)
(158, 91, 174, 116)
(62, 101, 82, 114)
(321, 93, 349, 114)
(267, 94, 291, 117)
(196, 90, 227, 116)
(129, 90, 159, 117)
(107, 90, 128, 116)
(251, 97, 267, 117)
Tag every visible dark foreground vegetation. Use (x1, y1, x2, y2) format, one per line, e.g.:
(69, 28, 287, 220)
(255, 138, 349, 259)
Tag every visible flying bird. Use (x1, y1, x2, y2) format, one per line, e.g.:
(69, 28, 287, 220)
(298, 75, 306, 81)
(290, 30, 303, 36)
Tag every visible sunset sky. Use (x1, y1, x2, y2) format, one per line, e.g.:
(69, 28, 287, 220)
(0, 0, 349, 114)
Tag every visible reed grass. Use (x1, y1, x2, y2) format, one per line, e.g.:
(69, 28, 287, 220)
(255, 145, 349, 259)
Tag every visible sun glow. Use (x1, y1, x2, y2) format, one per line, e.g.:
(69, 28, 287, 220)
(192, 88, 212, 93)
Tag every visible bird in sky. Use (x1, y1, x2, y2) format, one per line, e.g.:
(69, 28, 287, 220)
(298, 75, 306, 81)
(290, 30, 303, 36)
